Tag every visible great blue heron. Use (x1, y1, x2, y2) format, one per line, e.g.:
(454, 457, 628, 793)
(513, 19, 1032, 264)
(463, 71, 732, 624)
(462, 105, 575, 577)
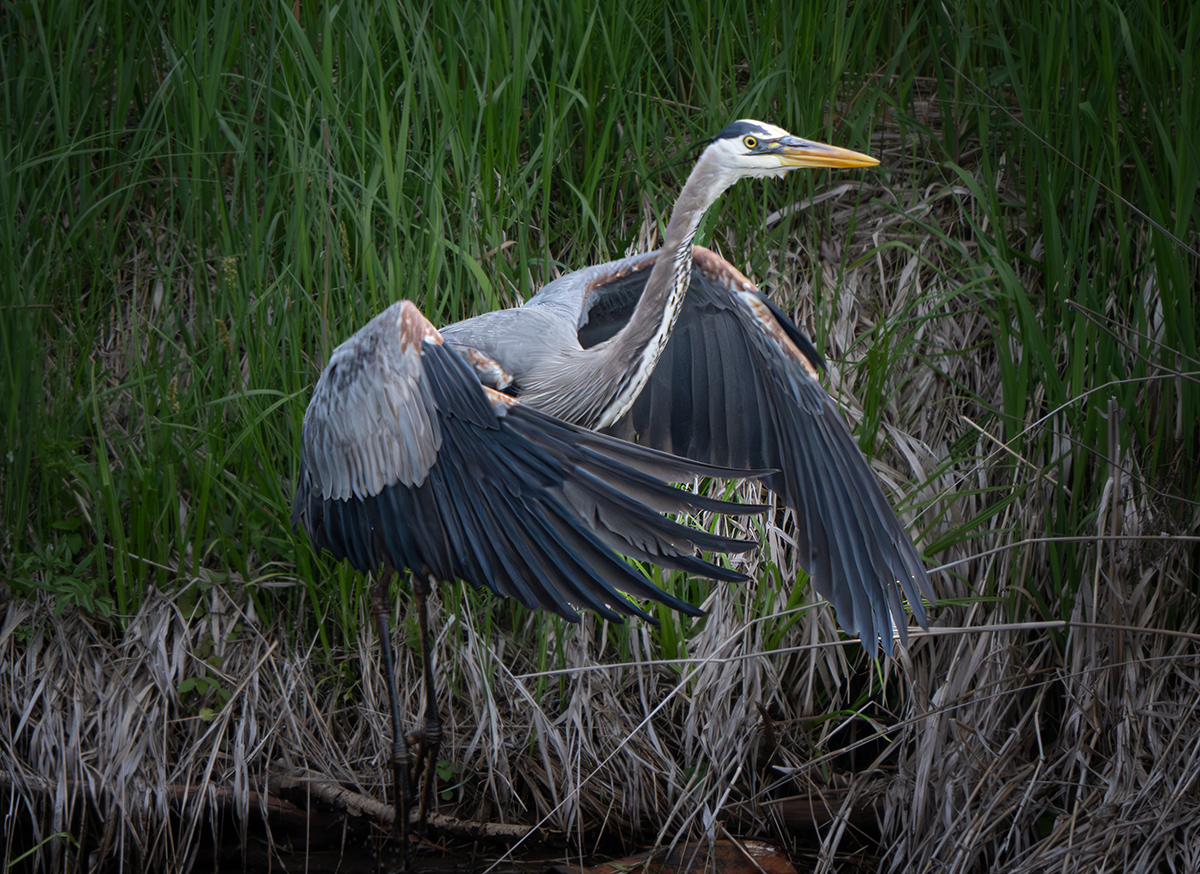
(441, 120, 933, 647)
(293, 302, 764, 844)
(293, 118, 933, 843)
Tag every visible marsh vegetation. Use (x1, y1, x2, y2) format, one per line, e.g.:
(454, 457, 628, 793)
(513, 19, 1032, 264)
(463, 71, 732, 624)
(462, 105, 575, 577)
(2, 1, 1198, 871)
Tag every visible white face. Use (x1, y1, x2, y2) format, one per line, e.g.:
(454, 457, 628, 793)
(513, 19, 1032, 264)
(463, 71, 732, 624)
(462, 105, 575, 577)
(707, 121, 800, 179)
(702, 119, 879, 187)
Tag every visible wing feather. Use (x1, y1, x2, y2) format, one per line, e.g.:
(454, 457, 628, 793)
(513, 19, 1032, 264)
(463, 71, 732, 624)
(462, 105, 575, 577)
(298, 302, 443, 501)
(293, 300, 761, 623)
(586, 248, 934, 653)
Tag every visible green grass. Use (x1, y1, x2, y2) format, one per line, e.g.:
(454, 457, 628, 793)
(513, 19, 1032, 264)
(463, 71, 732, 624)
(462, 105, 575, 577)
(2, 0, 1197, 672)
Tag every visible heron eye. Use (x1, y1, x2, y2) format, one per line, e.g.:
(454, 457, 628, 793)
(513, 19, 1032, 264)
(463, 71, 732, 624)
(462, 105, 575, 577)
(743, 135, 758, 150)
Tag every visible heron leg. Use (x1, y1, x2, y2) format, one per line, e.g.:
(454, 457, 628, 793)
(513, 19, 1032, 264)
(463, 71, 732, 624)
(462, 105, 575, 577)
(371, 568, 413, 846)
(406, 572, 443, 835)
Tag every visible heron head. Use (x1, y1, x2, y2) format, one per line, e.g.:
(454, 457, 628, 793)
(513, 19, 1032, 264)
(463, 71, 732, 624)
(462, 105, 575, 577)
(702, 119, 879, 185)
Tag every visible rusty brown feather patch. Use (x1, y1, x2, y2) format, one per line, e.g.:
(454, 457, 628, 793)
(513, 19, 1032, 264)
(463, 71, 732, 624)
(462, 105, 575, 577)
(692, 245, 756, 293)
(583, 256, 655, 294)
(399, 300, 444, 351)
(461, 347, 514, 390)
(483, 385, 520, 410)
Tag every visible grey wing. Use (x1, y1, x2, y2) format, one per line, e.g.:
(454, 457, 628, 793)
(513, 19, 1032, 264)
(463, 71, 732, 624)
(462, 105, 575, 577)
(292, 300, 761, 623)
(294, 301, 443, 503)
(565, 248, 933, 652)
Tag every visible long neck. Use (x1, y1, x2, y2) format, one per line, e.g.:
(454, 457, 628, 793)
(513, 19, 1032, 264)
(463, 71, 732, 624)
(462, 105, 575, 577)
(593, 153, 729, 429)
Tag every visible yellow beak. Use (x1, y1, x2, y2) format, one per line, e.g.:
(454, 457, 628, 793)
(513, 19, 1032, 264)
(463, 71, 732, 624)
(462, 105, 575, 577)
(773, 136, 880, 169)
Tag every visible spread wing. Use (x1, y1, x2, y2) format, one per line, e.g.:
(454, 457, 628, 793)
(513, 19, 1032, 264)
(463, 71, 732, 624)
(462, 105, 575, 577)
(537, 247, 933, 651)
(292, 300, 763, 623)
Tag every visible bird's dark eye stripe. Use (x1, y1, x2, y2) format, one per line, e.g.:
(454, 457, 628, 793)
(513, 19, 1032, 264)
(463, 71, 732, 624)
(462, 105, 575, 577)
(715, 119, 768, 142)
